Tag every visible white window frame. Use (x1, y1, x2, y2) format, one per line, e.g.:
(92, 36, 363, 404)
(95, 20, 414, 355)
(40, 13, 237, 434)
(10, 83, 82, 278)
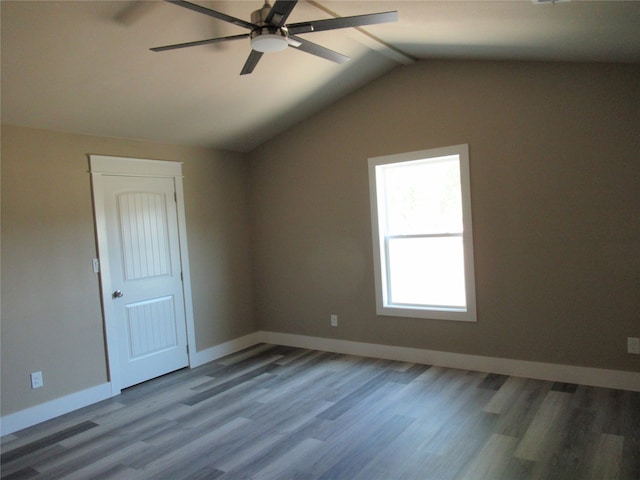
(368, 144, 477, 322)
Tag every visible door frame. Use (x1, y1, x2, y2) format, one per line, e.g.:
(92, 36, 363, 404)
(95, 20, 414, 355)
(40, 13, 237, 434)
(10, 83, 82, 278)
(89, 155, 196, 395)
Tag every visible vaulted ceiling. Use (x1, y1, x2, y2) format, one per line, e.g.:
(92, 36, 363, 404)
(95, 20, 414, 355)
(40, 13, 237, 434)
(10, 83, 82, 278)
(2, 1, 639, 152)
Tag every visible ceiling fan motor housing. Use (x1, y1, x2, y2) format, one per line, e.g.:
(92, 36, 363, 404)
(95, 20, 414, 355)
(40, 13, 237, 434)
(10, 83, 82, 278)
(251, 3, 275, 26)
(250, 3, 290, 53)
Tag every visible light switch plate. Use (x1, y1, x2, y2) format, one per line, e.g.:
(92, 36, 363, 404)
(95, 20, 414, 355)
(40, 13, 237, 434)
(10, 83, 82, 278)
(627, 337, 640, 355)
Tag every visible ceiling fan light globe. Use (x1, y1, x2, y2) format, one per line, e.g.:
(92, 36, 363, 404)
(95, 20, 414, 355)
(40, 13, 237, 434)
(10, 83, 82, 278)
(251, 34, 289, 53)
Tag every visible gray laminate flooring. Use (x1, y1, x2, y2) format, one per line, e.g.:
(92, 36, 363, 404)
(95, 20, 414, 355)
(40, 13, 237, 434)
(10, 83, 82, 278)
(2, 344, 639, 479)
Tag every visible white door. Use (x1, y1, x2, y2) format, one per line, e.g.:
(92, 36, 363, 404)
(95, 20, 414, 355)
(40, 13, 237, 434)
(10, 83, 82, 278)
(101, 174, 189, 389)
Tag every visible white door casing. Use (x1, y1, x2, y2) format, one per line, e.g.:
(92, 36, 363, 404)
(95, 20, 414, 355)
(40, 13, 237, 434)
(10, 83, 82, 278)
(90, 156, 196, 394)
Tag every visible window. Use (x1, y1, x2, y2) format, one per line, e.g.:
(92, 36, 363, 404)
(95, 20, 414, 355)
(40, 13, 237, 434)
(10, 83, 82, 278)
(368, 144, 476, 322)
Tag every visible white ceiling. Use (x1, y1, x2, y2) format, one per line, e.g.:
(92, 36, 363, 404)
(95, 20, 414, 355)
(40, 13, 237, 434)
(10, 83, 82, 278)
(2, 1, 639, 152)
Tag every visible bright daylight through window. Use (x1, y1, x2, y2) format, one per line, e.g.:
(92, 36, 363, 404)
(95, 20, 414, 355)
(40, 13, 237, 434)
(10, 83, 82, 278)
(369, 144, 476, 322)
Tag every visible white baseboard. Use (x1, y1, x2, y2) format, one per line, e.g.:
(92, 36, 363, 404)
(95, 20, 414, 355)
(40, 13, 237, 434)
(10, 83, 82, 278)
(4, 330, 637, 437)
(259, 331, 640, 392)
(189, 331, 262, 368)
(0, 383, 114, 437)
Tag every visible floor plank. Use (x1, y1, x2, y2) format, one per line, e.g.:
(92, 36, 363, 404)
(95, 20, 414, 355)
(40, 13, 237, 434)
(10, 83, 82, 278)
(457, 433, 519, 480)
(514, 390, 572, 462)
(585, 433, 624, 480)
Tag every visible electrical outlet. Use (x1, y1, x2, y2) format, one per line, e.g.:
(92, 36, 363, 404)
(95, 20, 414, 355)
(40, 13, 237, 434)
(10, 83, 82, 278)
(30, 371, 44, 389)
(330, 315, 338, 327)
(627, 337, 640, 355)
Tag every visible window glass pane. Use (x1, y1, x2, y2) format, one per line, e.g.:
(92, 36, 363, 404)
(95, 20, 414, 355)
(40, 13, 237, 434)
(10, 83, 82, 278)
(382, 156, 462, 236)
(387, 236, 466, 308)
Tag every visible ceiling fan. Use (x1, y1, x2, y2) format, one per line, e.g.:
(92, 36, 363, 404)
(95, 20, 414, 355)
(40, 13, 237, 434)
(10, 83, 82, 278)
(151, 0, 398, 75)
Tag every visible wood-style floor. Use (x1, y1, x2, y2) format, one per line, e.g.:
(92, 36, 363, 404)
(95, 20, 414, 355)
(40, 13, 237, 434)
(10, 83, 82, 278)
(2, 344, 639, 480)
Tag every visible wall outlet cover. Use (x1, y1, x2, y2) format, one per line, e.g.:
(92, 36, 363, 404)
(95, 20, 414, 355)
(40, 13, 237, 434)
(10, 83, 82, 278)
(627, 337, 640, 355)
(30, 371, 44, 389)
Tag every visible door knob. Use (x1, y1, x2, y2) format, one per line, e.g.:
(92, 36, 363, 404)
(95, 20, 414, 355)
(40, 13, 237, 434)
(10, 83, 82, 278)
(112, 290, 124, 298)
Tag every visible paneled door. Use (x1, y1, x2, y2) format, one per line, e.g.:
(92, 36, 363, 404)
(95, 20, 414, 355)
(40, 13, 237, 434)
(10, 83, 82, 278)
(101, 175, 189, 388)
(91, 155, 194, 392)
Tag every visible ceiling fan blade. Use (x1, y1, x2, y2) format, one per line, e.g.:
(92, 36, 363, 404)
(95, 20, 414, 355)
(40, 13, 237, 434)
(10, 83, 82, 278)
(288, 35, 349, 64)
(265, 0, 298, 27)
(166, 0, 258, 30)
(288, 11, 398, 35)
(240, 50, 264, 75)
(151, 34, 250, 52)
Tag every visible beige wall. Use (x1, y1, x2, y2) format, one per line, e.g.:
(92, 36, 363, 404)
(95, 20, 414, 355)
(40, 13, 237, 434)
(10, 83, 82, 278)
(249, 60, 640, 372)
(2, 59, 638, 420)
(1, 126, 256, 415)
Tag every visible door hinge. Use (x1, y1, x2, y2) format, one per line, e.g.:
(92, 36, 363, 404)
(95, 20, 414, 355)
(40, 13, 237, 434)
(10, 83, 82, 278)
(174, 192, 177, 203)
(186, 345, 190, 355)
(180, 272, 184, 282)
